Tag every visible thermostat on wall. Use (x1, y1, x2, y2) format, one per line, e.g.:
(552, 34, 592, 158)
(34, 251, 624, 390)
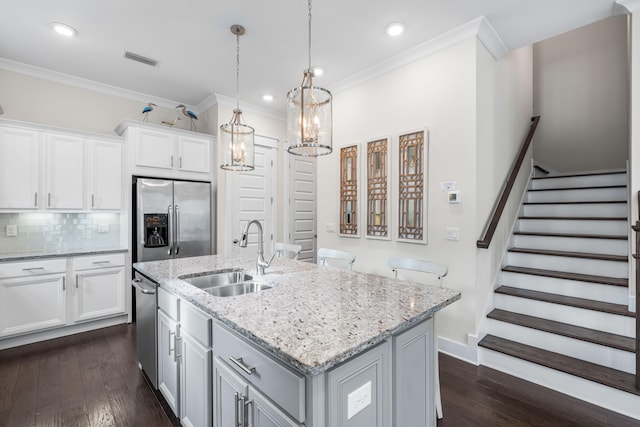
(448, 191, 461, 204)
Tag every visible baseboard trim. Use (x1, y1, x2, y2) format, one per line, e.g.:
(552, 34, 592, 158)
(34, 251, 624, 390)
(438, 334, 479, 365)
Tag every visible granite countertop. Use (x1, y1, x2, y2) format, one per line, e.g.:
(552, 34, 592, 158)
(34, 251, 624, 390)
(133, 254, 461, 376)
(0, 248, 128, 262)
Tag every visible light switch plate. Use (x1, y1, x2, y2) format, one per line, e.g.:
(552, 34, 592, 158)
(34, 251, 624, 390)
(446, 227, 459, 241)
(6, 224, 17, 237)
(97, 224, 109, 233)
(347, 381, 371, 419)
(326, 222, 336, 233)
(440, 180, 456, 191)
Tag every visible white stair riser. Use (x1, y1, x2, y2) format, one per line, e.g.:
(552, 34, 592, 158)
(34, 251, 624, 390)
(478, 348, 640, 420)
(497, 271, 628, 304)
(512, 235, 628, 256)
(522, 203, 627, 218)
(486, 319, 635, 373)
(506, 252, 628, 278)
(527, 188, 627, 203)
(530, 173, 627, 190)
(494, 294, 635, 336)
(517, 219, 627, 235)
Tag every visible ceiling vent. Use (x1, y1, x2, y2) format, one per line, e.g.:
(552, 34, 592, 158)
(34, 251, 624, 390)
(123, 51, 158, 67)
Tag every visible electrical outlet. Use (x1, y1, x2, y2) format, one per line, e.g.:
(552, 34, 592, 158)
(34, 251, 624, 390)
(347, 381, 371, 419)
(97, 224, 109, 233)
(6, 224, 17, 237)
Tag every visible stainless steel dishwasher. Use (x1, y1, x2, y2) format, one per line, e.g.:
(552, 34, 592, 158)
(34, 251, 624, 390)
(132, 272, 158, 389)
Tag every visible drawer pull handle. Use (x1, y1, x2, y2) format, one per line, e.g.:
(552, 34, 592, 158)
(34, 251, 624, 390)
(22, 267, 45, 272)
(230, 356, 255, 375)
(92, 260, 110, 264)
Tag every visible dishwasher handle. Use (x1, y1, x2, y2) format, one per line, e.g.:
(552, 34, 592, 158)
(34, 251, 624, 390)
(132, 278, 156, 295)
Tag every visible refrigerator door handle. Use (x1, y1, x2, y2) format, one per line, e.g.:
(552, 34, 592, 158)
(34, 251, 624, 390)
(167, 204, 174, 256)
(175, 205, 180, 255)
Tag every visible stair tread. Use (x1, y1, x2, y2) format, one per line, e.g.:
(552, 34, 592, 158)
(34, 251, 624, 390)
(495, 286, 635, 318)
(501, 265, 628, 287)
(531, 171, 626, 180)
(524, 201, 627, 205)
(528, 185, 626, 191)
(508, 247, 628, 262)
(513, 231, 627, 240)
(478, 335, 640, 396)
(487, 309, 635, 351)
(519, 216, 627, 221)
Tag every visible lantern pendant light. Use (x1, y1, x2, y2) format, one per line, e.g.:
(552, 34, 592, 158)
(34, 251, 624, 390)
(220, 25, 255, 171)
(286, 0, 332, 156)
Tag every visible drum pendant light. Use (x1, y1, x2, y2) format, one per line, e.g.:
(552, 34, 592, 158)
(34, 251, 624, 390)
(220, 25, 255, 171)
(286, 0, 332, 157)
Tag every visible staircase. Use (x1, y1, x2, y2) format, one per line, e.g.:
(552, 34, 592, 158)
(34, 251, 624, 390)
(478, 170, 640, 418)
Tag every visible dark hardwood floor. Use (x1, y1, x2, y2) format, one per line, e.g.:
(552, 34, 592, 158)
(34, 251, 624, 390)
(0, 324, 638, 426)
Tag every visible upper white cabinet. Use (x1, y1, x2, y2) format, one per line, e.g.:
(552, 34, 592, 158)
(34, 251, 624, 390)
(87, 139, 123, 210)
(0, 121, 123, 211)
(0, 127, 41, 209)
(46, 133, 85, 209)
(116, 121, 213, 178)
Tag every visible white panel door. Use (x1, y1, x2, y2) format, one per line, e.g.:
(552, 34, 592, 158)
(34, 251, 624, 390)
(289, 156, 317, 262)
(227, 138, 276, 258)
(74, 267, 125, 322)
(46, 133, 84, 209)
(178, 135, 211, 173)
(87, 139, 123, 210)
(0, 127, 41, 209)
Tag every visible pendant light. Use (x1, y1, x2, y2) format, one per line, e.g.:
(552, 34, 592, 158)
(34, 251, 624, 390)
(221, 25, 255, 171)
(286, 0, 332, 156)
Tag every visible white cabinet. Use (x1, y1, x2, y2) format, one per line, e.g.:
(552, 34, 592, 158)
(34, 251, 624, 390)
(0, 127, 41, 209)
(72, 253, 125, 322)
(180, 329, 212, 427)
(158, 307, 181, 415)
(0, 259, 67, 337)
(178, 135, 210, 173)
(45, 133, 85, 209)
(87, 139, 123, 210)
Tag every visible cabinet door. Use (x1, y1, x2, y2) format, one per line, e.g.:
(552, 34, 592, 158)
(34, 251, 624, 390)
(213, 357, 248, 427)
(46, 134, 84, 209)
(158, 309, 180, 417)
(74, 267, 125, 322)
(87, 139, 123, 210)
(0, 127, 41, 209)
(180, 330, 212, 427)
(178, 135, 210, 173)
(249, 386, 302, 427)
(0, 274, 66, 336)
(135, 128, 176, 170)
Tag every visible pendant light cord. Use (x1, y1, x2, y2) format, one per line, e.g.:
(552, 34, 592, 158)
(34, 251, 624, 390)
(236, 33, 240, 111)
(308, 0, 312, 71)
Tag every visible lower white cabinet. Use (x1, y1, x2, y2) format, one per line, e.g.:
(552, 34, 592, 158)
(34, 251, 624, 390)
(180, 329, 212, 427)
(73, 254, 125, 322)
(158, 307, 181, 416)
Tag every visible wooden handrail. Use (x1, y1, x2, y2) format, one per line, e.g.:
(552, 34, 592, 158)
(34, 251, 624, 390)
(477, 116, 541, 249)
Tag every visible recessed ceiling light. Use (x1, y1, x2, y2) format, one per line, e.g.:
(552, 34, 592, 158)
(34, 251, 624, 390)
(52, 22, 77, 37)
(386, 22, 405, 37)
(311, 66, 323, 77)
(262, 94, 274, 102)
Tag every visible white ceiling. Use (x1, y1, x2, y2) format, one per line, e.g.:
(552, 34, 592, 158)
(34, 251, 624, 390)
(0, 0, 629, 113)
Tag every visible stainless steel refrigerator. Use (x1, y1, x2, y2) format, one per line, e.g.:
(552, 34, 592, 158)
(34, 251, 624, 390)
(133, 176, 212, 262)
(132, 176, 212, 389)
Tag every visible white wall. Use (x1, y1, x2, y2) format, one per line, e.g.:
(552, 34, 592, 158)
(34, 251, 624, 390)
(532, 15, 629, 173)
(317, 37, 533, 352)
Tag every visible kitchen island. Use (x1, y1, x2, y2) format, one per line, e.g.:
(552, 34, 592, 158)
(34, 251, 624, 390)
(134, 254, 460, 427)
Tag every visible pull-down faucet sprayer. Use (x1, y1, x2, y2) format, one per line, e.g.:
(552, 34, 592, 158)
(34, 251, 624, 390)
(235, 219, 274, 275)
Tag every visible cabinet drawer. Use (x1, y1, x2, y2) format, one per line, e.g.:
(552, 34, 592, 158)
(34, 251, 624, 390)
(181, 301, 211, 347)
(158, 287, 180, 320)
(73, 253, 125, 270)
(212, 322, 305, 422)
(0, 258, 66, 279)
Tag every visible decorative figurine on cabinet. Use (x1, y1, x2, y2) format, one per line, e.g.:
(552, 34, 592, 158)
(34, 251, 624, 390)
(141, 102, 157, 122)
(176, 104, 198, 131)
(161, 116, 181, 127)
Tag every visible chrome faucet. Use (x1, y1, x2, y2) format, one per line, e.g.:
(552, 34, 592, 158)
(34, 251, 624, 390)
(236, 219, 274, 275)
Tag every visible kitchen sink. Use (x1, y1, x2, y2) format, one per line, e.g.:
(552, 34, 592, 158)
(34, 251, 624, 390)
(179, 268, 253, 289)
(205, 282, 272, 297)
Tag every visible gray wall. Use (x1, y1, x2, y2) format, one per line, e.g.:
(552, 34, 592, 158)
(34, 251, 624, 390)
(533, 15, 628, 173)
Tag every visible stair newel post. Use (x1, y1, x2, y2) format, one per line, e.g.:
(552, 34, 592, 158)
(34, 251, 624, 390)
(633, 191, 640, 389)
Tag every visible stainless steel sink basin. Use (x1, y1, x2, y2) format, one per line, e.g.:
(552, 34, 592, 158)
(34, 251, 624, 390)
(179, 269, 253, 289)
(205, 282, 272, 297)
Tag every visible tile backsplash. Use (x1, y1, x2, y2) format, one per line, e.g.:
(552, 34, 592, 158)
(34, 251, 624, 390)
(0, 212, 122, 254)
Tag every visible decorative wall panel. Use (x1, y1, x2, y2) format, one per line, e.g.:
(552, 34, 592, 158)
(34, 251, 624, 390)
(340, 145, 358, 236)
(398, 130, 426, 242)
(366, 138, 388, 238)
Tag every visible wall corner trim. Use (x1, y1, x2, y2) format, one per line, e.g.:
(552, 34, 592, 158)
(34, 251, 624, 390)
(615, 0, 640, 14)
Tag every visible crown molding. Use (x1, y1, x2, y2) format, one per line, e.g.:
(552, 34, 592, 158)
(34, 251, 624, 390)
(330, 16, 508, 94)
(615, 0, 640, 14)
(0, 58, 196, 111)
(212, 93, 286, 122)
